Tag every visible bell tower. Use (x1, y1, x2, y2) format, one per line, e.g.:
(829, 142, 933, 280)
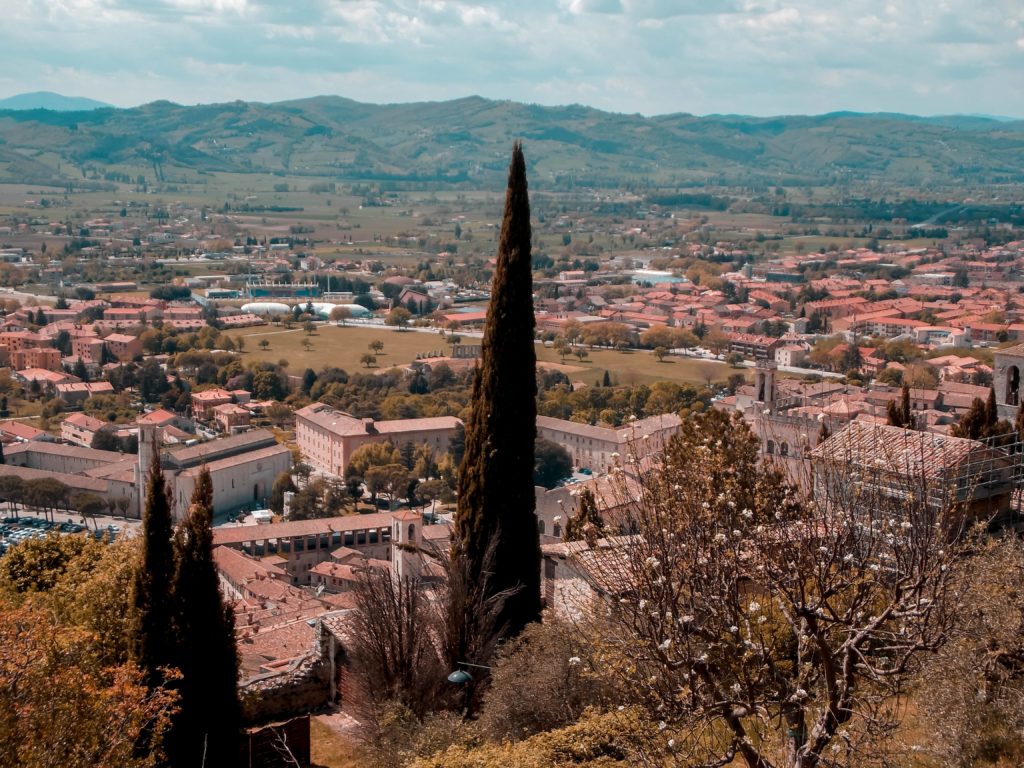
(135, 424, 162, 517)
(754, 359, 777, 409)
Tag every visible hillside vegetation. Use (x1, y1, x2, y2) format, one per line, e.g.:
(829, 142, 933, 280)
(0, 96, 1021, 188)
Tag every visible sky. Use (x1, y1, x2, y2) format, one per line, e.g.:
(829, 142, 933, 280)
(0, 0, 1022, 117)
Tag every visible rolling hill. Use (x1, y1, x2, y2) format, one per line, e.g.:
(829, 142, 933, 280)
(0, 91, 112, 111)
(0, 95, 1021, 188)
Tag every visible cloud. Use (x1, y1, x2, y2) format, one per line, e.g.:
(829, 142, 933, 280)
(0, 0, 1019, 117)
(568, 0, 623, 13)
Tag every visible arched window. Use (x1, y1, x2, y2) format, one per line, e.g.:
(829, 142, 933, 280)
(407, 524, 415, 542)
(538, 519, 546, 535)
(395, 522, 400, 539)
(553, 523, 562, 538)
(766, 440, 775, 455)
(1008, 365, 1020, 406)
(780, 442, 789, 457)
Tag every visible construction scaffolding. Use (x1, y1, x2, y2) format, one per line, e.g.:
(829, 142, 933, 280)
(812, 423, 1024, 528)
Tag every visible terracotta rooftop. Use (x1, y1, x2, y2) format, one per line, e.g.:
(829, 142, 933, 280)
(214, 545, 288, 585)
(6, 440, 123, 464)
(136, 408, 178, 426)
(811, 422, 1005, 480)
(0, 463, 109, 493)
(167, 428, 277, 467)
(61, 412, 106, 431)
(213, 511, 399, 546)
(296, 403, 461, 437)
(178, 443, 290, 477)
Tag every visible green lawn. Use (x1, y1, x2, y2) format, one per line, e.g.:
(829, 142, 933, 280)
(232, 324, 453, 373)
(536, 345, 749, 387)
(231, 323, 751, 387)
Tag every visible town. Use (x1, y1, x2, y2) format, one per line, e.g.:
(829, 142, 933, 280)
(0, 73, 1021, 767)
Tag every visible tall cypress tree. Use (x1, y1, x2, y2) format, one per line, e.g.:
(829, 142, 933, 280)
(985, 387, 998, 429)
(453, 142, 541, 641)
(169, 468, 241, 766)
(131, 451, 177, 689)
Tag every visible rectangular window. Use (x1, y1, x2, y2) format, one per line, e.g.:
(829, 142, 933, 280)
(357, 531, 366, 546)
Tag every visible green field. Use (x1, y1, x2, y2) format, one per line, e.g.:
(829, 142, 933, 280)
(232, 323, 750, 387)
(233, 325, 454, 373)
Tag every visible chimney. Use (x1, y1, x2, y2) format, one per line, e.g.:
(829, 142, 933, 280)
(362, 418, 377, 434)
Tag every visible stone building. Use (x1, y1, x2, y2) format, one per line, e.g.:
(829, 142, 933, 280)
(536, 413, 681, 474)
(0, 426, 290, 521)
(994, 342, 1024, 421)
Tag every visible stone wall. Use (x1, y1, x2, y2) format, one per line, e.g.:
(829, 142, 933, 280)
(239, 624, 333, 724)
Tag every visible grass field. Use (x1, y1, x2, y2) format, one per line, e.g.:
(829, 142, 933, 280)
(232, 323, 751, 387)
(233, 324, 454, 372)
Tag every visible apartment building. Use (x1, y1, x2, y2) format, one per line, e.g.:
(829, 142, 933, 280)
(295, 402, 461, 476)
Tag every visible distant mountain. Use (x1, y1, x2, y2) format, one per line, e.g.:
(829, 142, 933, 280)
(0, 91, 112, 111)
(0, 95, 1021, 188)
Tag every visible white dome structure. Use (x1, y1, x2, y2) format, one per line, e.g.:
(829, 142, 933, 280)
(241, 302, 291, 316)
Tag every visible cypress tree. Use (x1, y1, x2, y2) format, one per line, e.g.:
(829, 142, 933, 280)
(453, 142, 541, 641)
(985, 387, 998, 430)
(953, 397, 987, 439)
(887, 383, 914, 429)
(169, 468, 241, 766)
(131, 451, 178, 689)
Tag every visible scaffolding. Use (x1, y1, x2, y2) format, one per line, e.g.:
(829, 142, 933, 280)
(813, 424, 1024, 527)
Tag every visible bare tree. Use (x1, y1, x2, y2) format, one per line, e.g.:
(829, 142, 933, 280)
(584, 412, 964, 768)
(917, 534, 1024, 766)
(347, 568, 449, 721)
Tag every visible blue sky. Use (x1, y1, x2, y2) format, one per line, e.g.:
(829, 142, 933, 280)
(2, 0, 1022, 116)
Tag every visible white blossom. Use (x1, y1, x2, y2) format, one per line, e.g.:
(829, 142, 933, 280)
(568, 656, 581, 665)
(658, 638, 672, 651)
(748, 601, 761, 613)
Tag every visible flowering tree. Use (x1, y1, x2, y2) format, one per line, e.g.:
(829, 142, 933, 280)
(589, 410, 960, 768)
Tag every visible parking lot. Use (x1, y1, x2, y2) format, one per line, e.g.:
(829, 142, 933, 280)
(0, 516, 124, 555)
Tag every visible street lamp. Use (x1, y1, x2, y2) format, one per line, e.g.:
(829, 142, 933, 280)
(446, 661, 491, 684)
